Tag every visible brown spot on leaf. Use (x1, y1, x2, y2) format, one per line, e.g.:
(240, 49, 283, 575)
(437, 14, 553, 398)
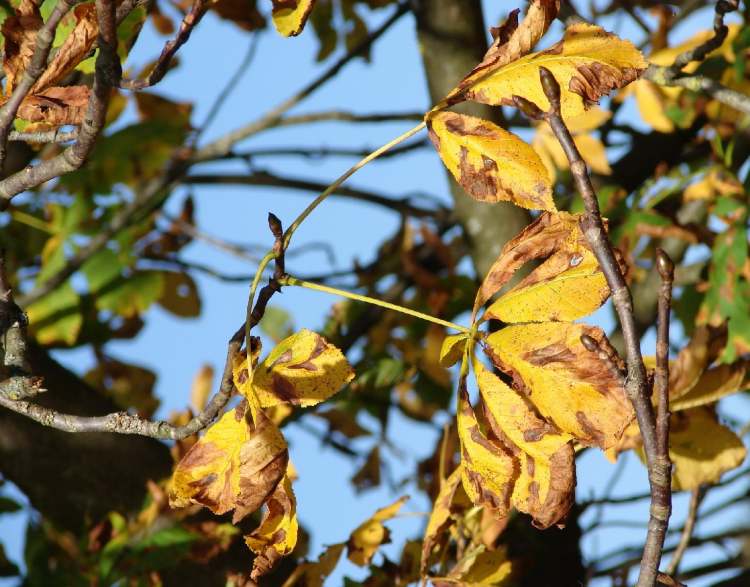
(569, 63, 641, 109)
(457, 146, 498, 201)
(576, 410, 606, 447)
(271, 373, 299, 403)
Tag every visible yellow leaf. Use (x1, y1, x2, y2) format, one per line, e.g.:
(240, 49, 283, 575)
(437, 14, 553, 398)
(631, 79, 676, 133)
(486, 323, 633, 449)
(473, 212, 591, 316)
(426, 111, 554, 211)
(458, 23, 646, 119)
(475, 361, 575, 529)
(282, 543, 346, 587)
(440, 333, 470, 368)
(573, 133, 612, 175)
(347, 496, 409, 566)
(272, 0, 315, 37)
(433, 545, 514, 586)
(421, 466, 468, 576)
(246, 473, 298, 582)
(446, 0, 560, 104)
(671, 361, 750, 412)
(669, 325, 727, 401)
(666, 408, 746, 491)
(484, 247, 609, 323)
(189, 364, 214, 413)
(233, 329, 354, 407)
(565, 106, 612, 133)
(457, 382, 515, 519)
(169, 403, 288, 523)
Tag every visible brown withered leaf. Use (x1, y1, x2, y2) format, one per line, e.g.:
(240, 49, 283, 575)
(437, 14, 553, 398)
(347, 496, 409, 567)
(246, 473, 298, 582)
(421, 465, 470, 577)
(17, 86, 90, 125)
(211, 0, 265, 31)
(457, 380, 515, 519)
(432, 545, 514, 586)
(427, 111, 554, 211)
(282, 543, 346, 587)
(169, 403, 288, 523)
(475, 361, 575, 529)
(485, 323, 633, 449)
(473, 212, 591, 317)
(2, 0, 42, 95)
(351, 446, 381, 493)
(668, 324, 728, 401)
(446, 0, 560, 105)
(34, 3, 98, 92)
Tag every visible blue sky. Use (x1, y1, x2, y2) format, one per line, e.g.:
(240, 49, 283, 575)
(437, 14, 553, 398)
(2, 1, 750, 585)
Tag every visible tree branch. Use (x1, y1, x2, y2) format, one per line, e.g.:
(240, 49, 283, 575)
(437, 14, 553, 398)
(666, 487, 705, 577)
(525, 67, 667, 587)
(120, 0, 210, 90)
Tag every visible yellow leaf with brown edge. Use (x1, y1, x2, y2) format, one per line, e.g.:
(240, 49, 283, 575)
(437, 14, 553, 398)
(421, 466, 470, 577)
(446, 0, 560, 105)
(458, 23, 646, 119)
(246, 473, 298, 582)
(432, 545, 514, 586)
(281, 543, 345, 587)
(485, 323, 633, 449)
(457, 380, 515, 519)
(169, 403, 288, 523)
(669, 325, 727, 401)
(426, 111, 555, 211)
(233, 329, 354, 407)
(485, 247, 609, 323)
(473, 212, 592, 317)
(660, 408, 745, 491)
(474, 361, 575, 529)
(272, 0, 315, 37)
(347, 496, 409, 566)
(671, 361, 750, 412)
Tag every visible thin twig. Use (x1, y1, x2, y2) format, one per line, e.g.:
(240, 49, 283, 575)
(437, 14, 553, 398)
(670, 0, 738, 73)
(0, 0, 80, 170)
(8, 128, 79, 144)
(120, 0, 210, 90)
(524, 68, 667, 587)
(182, 169, 443, 218)
(224, 138, 429, 162)
(666, 487, 705, 577)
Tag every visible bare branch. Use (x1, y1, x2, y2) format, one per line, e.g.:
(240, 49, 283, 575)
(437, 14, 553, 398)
(8, 128, 79, 144)
(671, 0, 738, 72)
(666, 487, 706, 577)
(120, 0, 210, 91)
(529, 66, 667, 587)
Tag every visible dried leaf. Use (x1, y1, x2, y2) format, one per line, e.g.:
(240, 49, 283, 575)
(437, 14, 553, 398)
(484, 246, 608, 323)
(485, 323, 633, 448)
(427, 111, 554, 211)
(190, 364, 214, 413)
(34, 4, 98, 91)
(351, 446, 381, 493)
(347, 496, 409, 567)
(447, 0, 560, 104)
(421, 466, 467, 576)
(433, 545, 514, 586)
(157, 271, 201, 317)
(233, 329, 354, 407)
(473, 212, 591, 315)
(16, 85, 90, 125)
(169, 404, 288, 523)
(2, 1, 42, 94)
(282, 543, 345, 587)
(246, 473, 298, 582)
(458, 23, 646, 119)
(666, 408, 746, 491)
(475, 361, 575, 528)
(457, 381, 515, 519)
(211, 0, 265, 31)
(272, 0, 315, 37)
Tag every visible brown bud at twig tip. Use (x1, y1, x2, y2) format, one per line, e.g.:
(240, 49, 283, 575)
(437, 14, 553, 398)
(655, 248, 674, 280)
(539, 67, 561, 111)
(512, 95, 545, 120)
(268, 213, 283, 239)
(717, 0, 737, 16)
(580, 334, 599, 353)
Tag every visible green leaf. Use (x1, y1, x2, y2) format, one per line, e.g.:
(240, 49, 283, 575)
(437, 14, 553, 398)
(26, 281, 82, 345)
(259, 305, 294, 342)
(94, 270, 165, 318)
